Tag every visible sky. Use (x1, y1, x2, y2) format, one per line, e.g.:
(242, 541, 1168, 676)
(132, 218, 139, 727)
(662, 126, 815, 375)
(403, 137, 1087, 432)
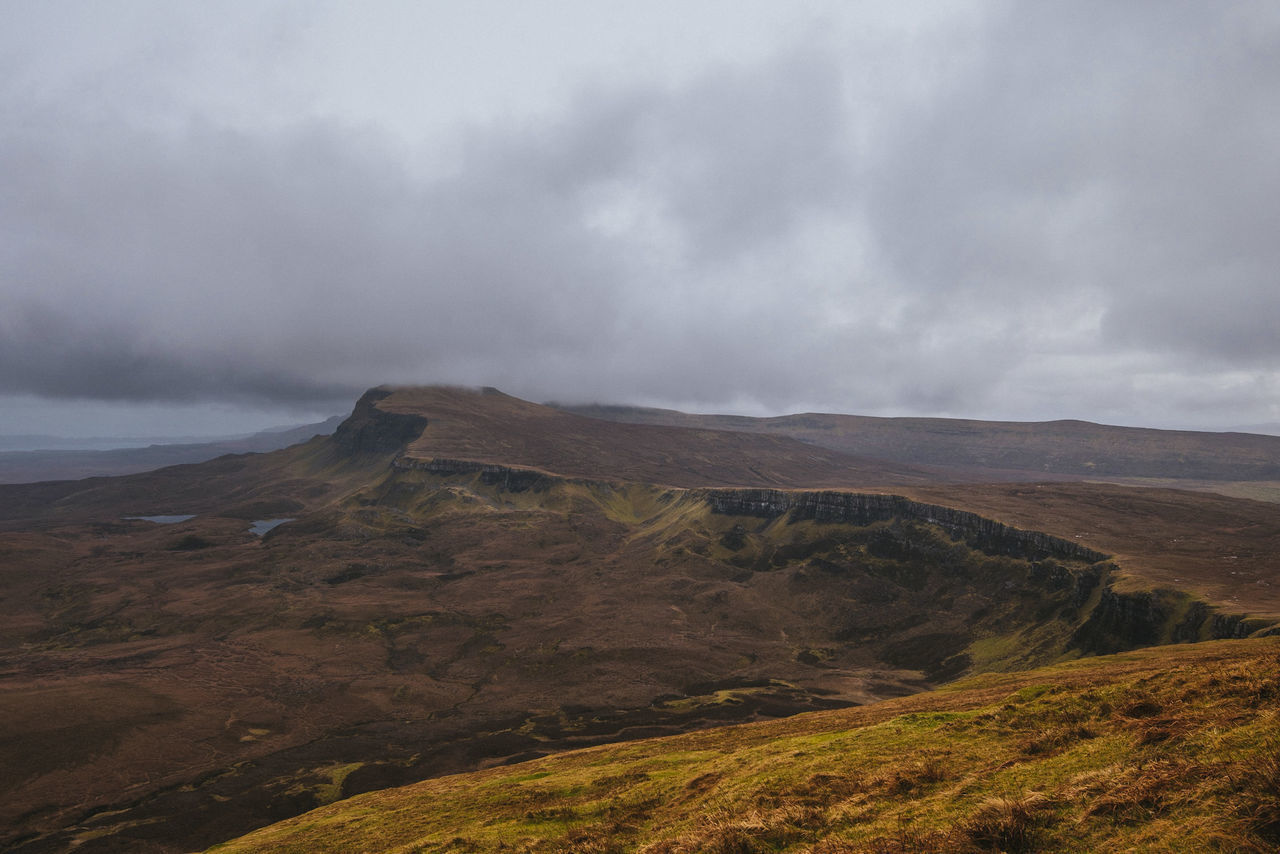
(3, 1, 1279, 437)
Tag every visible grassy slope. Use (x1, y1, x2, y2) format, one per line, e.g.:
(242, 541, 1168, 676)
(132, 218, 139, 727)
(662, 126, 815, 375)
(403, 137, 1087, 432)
(210, 637, 1280, 854)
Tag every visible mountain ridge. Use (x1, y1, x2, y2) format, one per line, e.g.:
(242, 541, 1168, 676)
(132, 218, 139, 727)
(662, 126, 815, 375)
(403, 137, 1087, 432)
(373, 385, 937, 489)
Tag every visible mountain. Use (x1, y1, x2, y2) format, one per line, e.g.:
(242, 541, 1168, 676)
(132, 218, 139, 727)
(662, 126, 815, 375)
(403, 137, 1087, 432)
(0, 416, 346, 484)
(0, 385, 1277, 852)
(366, 385, 935, 487)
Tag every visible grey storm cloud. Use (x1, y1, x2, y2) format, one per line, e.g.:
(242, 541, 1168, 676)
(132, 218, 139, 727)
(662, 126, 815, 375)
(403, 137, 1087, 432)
(866, 2, 1280, 364)
(1, 47, 859, 408)
(2, 1, 1279, 428)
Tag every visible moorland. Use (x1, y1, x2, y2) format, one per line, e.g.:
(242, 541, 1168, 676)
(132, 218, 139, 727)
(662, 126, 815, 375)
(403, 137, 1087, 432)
(1, 385, 1277, 852)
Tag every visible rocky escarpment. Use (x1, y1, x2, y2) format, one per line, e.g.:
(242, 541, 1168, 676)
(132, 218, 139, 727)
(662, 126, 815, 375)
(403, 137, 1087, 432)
(1072, 588, 1279, 653)
(332, 388, 429, 455)
(392, 457, 550, 492)
(706, 488, 1108, 564)
(705, 487, 1278, 651)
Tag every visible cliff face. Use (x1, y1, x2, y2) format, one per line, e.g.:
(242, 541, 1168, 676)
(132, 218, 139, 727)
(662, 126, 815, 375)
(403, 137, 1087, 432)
(1071, 588, 1277, 653)
(703, 487, 1275, 654)
(393, 457, 549, 492)
(332, 389, 429, 455)
(705, 488, 1109, 564)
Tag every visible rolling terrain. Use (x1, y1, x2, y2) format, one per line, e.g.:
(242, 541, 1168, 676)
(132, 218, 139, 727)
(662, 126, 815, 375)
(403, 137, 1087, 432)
(0, 385, 1277, 852)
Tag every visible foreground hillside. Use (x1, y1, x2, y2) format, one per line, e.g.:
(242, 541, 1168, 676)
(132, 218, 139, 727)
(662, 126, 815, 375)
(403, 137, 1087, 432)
(210, 637, 1280, 853)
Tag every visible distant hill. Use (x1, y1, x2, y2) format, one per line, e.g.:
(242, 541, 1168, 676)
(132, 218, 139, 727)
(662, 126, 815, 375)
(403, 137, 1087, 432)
(0, 416, 345, 484)
(0, 433, 218, 451)
(562, 404, 1280, 482)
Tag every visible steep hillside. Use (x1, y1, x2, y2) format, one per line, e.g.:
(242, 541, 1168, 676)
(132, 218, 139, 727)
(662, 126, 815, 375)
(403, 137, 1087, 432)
(209, 637, 1280, 853)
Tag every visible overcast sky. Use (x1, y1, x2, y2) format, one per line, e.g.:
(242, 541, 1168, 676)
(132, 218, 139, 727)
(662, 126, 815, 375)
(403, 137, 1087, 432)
(3, 1, 1279, 437)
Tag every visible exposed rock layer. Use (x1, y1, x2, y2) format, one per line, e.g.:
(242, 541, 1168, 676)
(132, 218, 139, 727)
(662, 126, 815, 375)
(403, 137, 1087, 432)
(705, 488, 1110, 564)
(333, 389, 429, 455)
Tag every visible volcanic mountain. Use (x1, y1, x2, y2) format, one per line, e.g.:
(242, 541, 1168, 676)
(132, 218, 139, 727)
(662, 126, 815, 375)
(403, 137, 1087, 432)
(1, 385, 1277, 853)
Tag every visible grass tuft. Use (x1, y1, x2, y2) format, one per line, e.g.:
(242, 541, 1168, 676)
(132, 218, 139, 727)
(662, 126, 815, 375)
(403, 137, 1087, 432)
(961, 791, 1055, 852)
(1234, 734, 1280, 845)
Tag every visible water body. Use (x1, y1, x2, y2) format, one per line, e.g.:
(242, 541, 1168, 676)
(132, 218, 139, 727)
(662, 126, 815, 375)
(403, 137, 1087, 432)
(250, 518, 294, 536)
(125, 515, 196, 524)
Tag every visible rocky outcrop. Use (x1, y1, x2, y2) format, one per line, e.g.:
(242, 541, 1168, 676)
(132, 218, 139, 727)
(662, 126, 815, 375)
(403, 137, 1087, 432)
(705, 488, 1109, 564)
(1070, 588, 1276, 653)
(393, 457, 549, 492)
(332, 389, 429, 455)
(706, 488, 1279, 649)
